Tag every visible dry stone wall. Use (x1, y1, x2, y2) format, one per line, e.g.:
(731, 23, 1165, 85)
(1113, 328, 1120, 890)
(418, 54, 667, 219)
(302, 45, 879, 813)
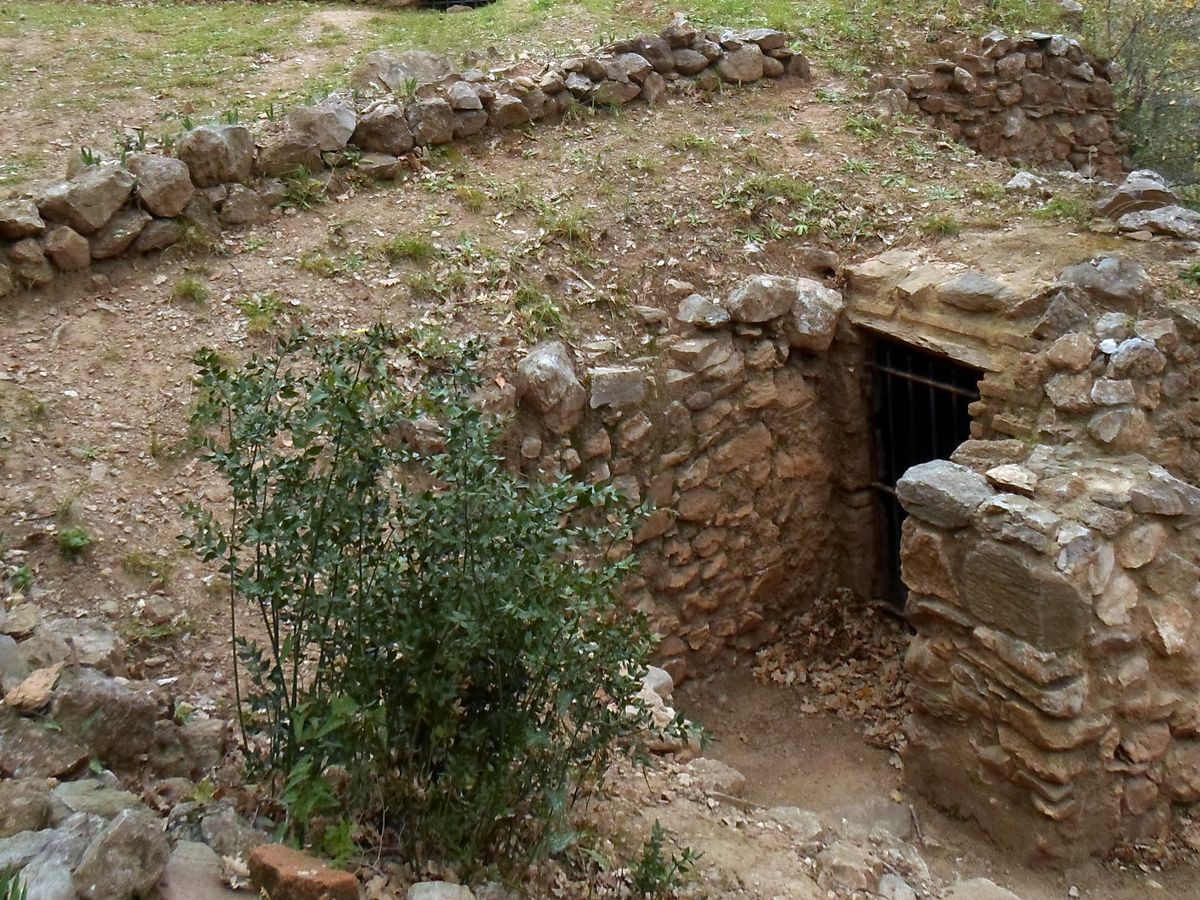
(511, 273, 858, 684)
(843, 243, 1200, 859)
(0, 18, 808, 301)
(886, 31, 1123, 179)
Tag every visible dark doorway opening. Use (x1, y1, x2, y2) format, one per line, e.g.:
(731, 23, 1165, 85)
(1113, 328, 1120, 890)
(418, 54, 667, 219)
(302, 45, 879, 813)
(869, 334, 982, 603)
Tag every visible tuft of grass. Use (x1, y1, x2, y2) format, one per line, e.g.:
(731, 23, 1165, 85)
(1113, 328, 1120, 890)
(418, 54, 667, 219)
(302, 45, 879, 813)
(970, 181, 1006, 201)
(280, 167, 327, 211)
(536, 206, 593, 246)
(1180, 262, 1200, 289)
(171, 273, 209, 304)
(57, 527, 93, 558)
(297, 251, 343, 278)
(668, 133, 719, 155)
(1033, 196, 1091, 226)
(918, 213, 963, 237)
(514, 282, 563, 339)
(454, 184, 488, 213)
(381, 233, 438, 264)
(121, 550, 175, 587)
(235, 292, 285, 333)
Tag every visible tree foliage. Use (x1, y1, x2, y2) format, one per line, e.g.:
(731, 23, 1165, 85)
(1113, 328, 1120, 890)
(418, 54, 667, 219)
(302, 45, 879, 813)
(184, 324, 653, 873)
(1085, 0, 1200, 190)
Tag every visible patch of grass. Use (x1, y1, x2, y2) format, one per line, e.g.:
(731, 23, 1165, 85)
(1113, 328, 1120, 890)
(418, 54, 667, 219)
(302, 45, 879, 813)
(1179, 261, 1200, 289)
(171, 273, 209, 304)
(297, 250, 343, 278)
(668, 133, 719, 155)
(454, 184, 488, 213)
(536, 205, 593, 246)
(845, 112, 887, 141)
(919, 213, 963, 237)
(970, 182, 1006, 201)
(1033, 196, 1091, 226)
(235, 292, 286, 333)
(381, 233, 438, 264)
(121, 551, 175, 588)
(280, 167, 327, 211)
(795, 125, 819, 145)
(57, 527, 93, 558)
(514, 282, 563, 338)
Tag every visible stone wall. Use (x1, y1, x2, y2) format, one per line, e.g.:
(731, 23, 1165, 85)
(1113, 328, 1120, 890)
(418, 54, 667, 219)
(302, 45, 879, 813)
(887, 31, 1123, 179)
(0, 19, 808, 301)
(843, 242, 1200, 859)
(511, 273, 860, 684)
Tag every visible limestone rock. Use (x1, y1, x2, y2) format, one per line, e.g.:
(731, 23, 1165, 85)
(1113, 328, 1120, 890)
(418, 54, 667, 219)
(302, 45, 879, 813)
(815, 842, 881, 893)
(177, 125, 255, 187)
(51, 780, 142, 822)
(0, 710, 89, 778)
(407, 97, 456, 146)
(219, 184, 270, 227)
(1097, 169, 1177, 218)
(671, 48, 710, 75)
(1118, 205, 1200, 241)
(741, 27, 787, 51)
(8, 237, 54, 286)
(199, 800, 267, 859)
(0, 199, 44, 239)
(943, 878, 1020, 900)
(43, 619, 124, 674)
(352, 49, 452, 94)
(896, 460, 994, 529)
(128, 154, 194, 218)
(716, 44, 765, 83)
(516, 342, 586, 435)
(249, 844, 360, 900)
(590, 79, 641, 106)
(256, 131, 325, 177)
(37, 165, 135, 234)
(73, 807, 170, 900)
(676, 293, 730, 328)
(50, 667, 171, 773)
(1059, 255, 1152, 310)
(446, 81, 483, 110)
(1045, 332, 1094, 371)
(43, 225, 91, 271)
(685, 757, 746, 794)
(5, 663, 64, 713)
(158, 841, 242, 900)
(933, 270, 1017, 313)
(726, 273, 799, 322)
(588, 366, 645, 408)
(130, 219, 184, 254)
(410, 884, 476, 900)
(786, 278, 844, 351)
(286, 97, 357, 152)
(0, 778, 52, 838)
(489, 93, 532, 128)
(88, 207, 151, 259)
(353, 104, 415, 155)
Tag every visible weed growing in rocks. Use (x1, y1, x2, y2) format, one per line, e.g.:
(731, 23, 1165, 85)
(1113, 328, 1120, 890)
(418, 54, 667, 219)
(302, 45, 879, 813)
(56, 526, 93, 558)
(918, 213, 962, 236)
(171, 272, 209, 304)
(184, 325, 657, 874)
(629, 821, 701, 898)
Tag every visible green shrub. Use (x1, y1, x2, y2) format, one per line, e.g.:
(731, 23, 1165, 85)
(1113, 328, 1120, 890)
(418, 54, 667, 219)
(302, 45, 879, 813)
(57, 527, 93, 557)
(630, 821, 700, 898)
(184, 325, 654, 874)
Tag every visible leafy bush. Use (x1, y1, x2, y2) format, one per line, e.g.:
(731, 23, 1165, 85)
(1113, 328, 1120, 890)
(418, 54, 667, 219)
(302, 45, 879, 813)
(57, 527, 93, 557)
(1085, 0, 1200, 185)
(184, 325, 653, 873)
(630, 821, 700, 898)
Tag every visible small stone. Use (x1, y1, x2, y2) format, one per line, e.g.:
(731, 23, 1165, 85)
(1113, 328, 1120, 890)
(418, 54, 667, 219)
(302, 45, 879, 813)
(43, 226, 92, 271)
(488, 94, 532, 128)
(130, 219, 183, 254)
(685, 757, 746, 794)
(249, 844, 359, 900)
(515, 342, 586, 435)
(88, 208, 151, 259)
(716, 44, 765, 83)
(786, 278, 844, 351)
(1116, 522, 1167, 569)
(177, 125, 255, 187)
(51, 780, 142, 821)
(73, 808, 171, 900)
(219, 185, 270, 227)
(1097, 169, 1177, 218)
(671, 48, 710, 75)
(985, 464, 1037, 497)
(407, 97, 456, 146)
(897, 460, 994, 528)
(0, 778, 52, 838)
(675, 294, 730, 328)
(726, 273, 797, 322)
(0, 199, 44, 239)
(588, 366, 645, 408)
(1090, 378, 1135, 405)
(1006, 171, 1048, 192)
(1108, 337, 1166, 378)
(256, 131, 325, 177)
(8, 237, 54, 286)
(5, 663, 64, 714)
(352, 104, 415, 155)
(409, 883, 475, 900)
(1045, 332, 1095, 371)
(37, 165, 135, 234)
(286, 97, 357, 152)
(934, 270, 1017, 312)
(1059, 255, 1153, 310)
(1118, 205, 1200, 241)
(127, 154, 194, 218)
(590, 79, 641, 106)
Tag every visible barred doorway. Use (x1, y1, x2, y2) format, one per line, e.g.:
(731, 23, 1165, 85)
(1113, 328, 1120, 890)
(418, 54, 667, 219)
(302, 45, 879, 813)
(869, 335, 982, 603)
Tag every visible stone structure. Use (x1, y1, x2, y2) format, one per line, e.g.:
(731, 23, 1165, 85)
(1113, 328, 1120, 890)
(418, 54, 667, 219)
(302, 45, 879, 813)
(887, 31, 1124, 179)
(0, 19, 807, 301)
(512, 274, 857, 684)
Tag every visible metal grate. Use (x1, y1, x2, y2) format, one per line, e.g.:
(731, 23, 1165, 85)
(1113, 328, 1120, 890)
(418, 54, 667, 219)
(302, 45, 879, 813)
(869, 335, 982, 603)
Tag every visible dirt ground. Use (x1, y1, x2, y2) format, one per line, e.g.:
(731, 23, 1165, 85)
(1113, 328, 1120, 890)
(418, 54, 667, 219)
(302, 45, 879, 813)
(4, 19, 1200, 898)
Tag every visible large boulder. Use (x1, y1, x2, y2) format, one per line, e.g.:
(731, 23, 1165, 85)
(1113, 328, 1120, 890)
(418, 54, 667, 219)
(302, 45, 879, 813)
(352, 49, 453, 94)
(37, 165, 134, 234)
(716, 44, 765, 83)
(177, 125, 255, 187)
(1097, 169, 1177, 218)
(42, 619, 124, 674)
(0, 199, 44, 239)
(785, 278, 844, 351)
(406, 97, 456, 146)
(127, 154, 194, 218)
(255, 131, 325, 177)
(88, 208, 152, 260)
(1117, 205, 1200, 241)
(1059, 254, 1153, 310)
(726, 273, 798, 322)
(352, 104, 415, 155)
(286, 97, 357, 152)
(516, 342, 586, 435)
(219, 185, 270, 227)
(73, 808, 171, 900)
(896, 460, 994, 529)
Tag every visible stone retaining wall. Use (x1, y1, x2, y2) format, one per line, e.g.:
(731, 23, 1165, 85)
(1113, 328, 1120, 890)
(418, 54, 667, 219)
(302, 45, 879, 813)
(886, 31, 1124, 179)
(510, 273, 859, 684)
(0, 18, 807, 301)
